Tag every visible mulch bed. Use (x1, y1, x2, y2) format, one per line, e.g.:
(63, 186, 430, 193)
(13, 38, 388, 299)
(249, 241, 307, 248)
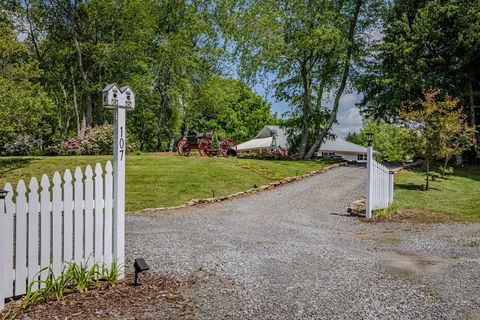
(1, 274, 196, 320)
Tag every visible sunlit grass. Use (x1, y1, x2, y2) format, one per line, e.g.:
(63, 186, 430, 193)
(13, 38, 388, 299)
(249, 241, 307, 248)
(0, 155, 337, 212)
(394, 168, 480, 221)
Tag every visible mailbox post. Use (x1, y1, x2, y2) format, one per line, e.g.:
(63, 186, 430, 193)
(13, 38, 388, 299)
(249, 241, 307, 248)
(102, 84, 135, 278)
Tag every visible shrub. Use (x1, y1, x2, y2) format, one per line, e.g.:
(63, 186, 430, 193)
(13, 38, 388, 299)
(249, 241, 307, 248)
(444, 166, 454, 175)
(4, 135, 43, 156)
(81, 125, 114, 155)
(60, 125, 135, 156)
(132, 150, 143, 156)
(429, 171, 441, 181)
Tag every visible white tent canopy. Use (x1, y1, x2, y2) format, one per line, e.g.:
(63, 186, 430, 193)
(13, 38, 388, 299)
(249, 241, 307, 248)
(237, 126, 289, 153)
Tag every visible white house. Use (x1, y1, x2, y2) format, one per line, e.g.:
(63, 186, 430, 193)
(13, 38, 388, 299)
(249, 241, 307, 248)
(316, 138, 378, 162)
(237, 125, 289, 155)
(237, 125, 377, 161)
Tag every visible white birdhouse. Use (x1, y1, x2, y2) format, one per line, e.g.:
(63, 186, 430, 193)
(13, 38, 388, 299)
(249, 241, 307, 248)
(120, 86, 135, 110)
(102, 83, 121, 108)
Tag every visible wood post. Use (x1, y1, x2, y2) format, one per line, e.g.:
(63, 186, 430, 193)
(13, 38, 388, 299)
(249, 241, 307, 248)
(113, 107, 126, 278)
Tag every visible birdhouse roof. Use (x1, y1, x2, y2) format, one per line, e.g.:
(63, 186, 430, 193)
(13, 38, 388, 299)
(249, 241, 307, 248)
(103, 83, 119, 92)
(120, 86, 135, 95)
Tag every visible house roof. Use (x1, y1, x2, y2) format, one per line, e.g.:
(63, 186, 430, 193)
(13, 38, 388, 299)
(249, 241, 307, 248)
(237, 137, 273, 151)
(254, 125, 288, 148)
(319, 138, 378, 154)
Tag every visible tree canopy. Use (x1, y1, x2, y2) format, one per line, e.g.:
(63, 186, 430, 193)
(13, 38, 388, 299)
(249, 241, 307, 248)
(357, 0, 480, 157)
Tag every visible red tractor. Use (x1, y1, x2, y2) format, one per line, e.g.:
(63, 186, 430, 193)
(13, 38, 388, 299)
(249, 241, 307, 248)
(177, 130, 237, 157)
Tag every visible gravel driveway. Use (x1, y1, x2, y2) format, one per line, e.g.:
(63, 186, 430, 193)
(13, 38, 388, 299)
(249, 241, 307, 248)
(126, 165, 480, 320)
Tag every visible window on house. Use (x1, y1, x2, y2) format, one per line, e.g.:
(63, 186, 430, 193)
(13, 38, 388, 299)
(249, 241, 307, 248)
(358, 154, 367, 161)
(322, 152, 335, 156)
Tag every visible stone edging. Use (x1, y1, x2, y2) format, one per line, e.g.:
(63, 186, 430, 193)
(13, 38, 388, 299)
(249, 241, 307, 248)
(134, 162, 348, 214)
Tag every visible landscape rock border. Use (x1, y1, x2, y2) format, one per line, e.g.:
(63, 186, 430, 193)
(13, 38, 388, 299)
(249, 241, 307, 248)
(135, 162, 348, 214)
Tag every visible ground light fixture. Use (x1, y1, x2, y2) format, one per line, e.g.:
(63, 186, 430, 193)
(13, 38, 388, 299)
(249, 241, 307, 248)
(0, 189, 9, 200)
(134, 258, 150, 286)
(366, 132, 374, 146)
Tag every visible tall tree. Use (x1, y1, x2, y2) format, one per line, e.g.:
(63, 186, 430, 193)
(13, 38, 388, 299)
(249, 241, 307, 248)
(358, 0, 480, 157)
(0, 16, 55, 154)
(232, 0, 382, 159)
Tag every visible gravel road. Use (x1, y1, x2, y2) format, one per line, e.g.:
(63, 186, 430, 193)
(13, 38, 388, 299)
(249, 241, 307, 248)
(126, 165, 480, 320)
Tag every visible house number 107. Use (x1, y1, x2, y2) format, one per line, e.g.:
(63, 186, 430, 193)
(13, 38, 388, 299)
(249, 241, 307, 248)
(119, 126, 125, 161)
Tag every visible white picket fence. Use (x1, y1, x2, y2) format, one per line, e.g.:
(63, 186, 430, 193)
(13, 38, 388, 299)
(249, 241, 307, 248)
(0, 161, 119, 306)
(366, 151, 394, 218)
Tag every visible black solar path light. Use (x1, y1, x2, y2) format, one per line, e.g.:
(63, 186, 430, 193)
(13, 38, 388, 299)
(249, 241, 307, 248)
(133, 258, 150, 286)
(0, 189, 9, 200)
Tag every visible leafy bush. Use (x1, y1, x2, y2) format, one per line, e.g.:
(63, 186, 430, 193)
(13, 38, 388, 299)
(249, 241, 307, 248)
(60, 124, 135, 155)
(132, 150, 143, 156)
(428, 171, 442, 181)
(3, 135, 43, 156)
(444, 166, 454, 176)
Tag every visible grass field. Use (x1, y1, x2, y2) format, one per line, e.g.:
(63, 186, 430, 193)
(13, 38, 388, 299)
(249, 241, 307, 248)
(394, 168, 480, 222)
(0, 155, 338, 212)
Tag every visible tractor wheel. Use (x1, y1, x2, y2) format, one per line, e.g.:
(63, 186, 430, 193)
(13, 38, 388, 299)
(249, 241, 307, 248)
(220, 139, 237, 157)
(177, 139, 190, 156)
(198, 138, 211, 157)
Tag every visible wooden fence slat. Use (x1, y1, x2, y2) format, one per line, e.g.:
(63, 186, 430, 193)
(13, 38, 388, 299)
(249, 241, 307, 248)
(1, 160, 120, 303)
(27, 178, 40, 292)
(63, 170, 73, 263)
(15, 180, 27, 296)
(52, 172, 63, 277)
(74, 168, 84, 264)
(104, 161, 113, 267)
(84, 166, 94, 266)
(0, 184, 14, 308)
(3, 183, 14, 298)
(94, 163, 104, 265)
(40, 175, 50, 287)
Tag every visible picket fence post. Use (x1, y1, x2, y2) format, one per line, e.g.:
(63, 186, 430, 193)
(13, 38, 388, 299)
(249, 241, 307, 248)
(366, 141, 373, 219)
(389, 171, 394, 205)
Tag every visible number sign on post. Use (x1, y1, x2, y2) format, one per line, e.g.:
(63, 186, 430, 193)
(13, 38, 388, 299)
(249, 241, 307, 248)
(102, 83, 135, 278)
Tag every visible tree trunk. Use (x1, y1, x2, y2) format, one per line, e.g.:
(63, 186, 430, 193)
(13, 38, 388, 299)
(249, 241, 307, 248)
(163, 125, 175, 152)
(442, 156, 450, 178)
(425, 159, 430, 190)
(156, 125, 162, 151)
(179, 96, 188, 138)
(69, 67, 82, 139)
(468, 79, 479, 157)
(304, 0, 363, 159)
(59, 82, 70, 139)
(297, 62, 313, 159)
(68, 2, 92, 129)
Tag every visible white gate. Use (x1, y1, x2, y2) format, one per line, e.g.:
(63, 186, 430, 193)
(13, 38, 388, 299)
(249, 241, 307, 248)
(0, 162, 122, 307)
(366, 143, 394, 218)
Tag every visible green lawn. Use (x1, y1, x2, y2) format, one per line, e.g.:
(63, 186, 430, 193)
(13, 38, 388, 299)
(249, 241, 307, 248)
(394, 169, 480, 222)
(0, 155, 338, 212)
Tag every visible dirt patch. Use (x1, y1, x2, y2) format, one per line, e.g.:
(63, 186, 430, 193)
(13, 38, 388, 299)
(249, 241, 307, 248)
(348, 231, 401, 244)
(382, 250, 449, 275)
(1, 274, 196, 320)
(373, 208, 464, 223)
(149, 152, 177, 157)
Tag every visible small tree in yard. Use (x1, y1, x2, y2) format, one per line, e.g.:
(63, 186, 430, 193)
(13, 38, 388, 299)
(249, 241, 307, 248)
(439, 114, 475, 177)
(398, 89, 474, 190)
